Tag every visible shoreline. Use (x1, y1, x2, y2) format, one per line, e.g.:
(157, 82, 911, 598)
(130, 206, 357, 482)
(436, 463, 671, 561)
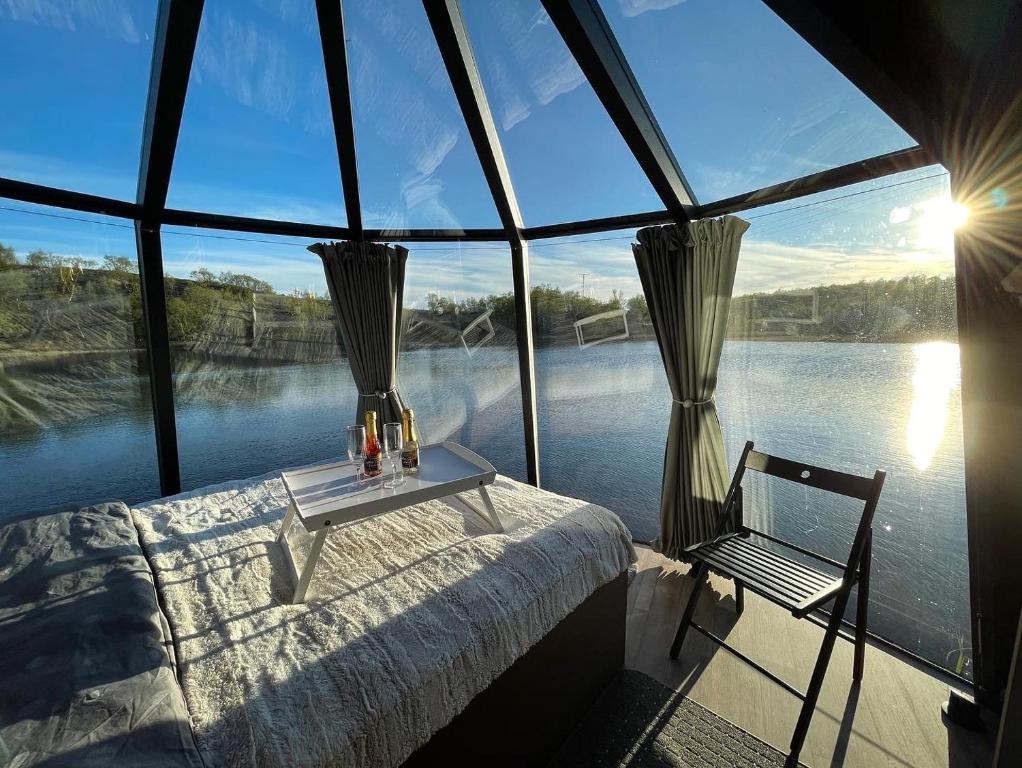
(0, 334, 961, 369)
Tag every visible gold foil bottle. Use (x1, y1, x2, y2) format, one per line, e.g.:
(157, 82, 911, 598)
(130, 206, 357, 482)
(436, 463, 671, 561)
(401, 409, 420, 472)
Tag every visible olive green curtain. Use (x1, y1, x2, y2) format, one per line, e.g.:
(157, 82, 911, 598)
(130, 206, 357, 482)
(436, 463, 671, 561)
(633, 216, 750, 559)
(307, 240, 409, 427)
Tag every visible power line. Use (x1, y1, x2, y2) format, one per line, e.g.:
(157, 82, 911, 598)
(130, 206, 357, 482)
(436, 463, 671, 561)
(0, 204, 137, 231)
(0, 168, 951, 252)
(744, 171, 949, 222)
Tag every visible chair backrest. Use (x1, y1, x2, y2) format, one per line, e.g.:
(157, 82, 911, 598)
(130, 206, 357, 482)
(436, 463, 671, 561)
(715, 441, 886, 577)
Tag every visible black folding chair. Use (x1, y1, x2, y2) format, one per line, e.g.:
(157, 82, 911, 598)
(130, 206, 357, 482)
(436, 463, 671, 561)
(669, 440, 885, 766)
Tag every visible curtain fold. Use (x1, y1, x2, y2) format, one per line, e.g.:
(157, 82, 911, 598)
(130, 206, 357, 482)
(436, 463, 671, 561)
(633, 216, 750, 559)
(307, 240, 409, 427)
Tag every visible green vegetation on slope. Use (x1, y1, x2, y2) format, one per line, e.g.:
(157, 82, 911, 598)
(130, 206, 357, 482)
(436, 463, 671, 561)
(0, 241, 958, 365)
(427, 274, 956, 345)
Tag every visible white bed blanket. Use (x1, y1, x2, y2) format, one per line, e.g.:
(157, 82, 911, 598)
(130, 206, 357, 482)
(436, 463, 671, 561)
(130, 469, 636, 768)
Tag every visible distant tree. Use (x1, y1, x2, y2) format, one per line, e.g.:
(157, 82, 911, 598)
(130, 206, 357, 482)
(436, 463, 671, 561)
(217, 271, 273, 294)
(0, 242, 15, 270)
(64, 256, 96, 270)
(57, 267, 78, 298)
(102, 255, 137, 273)
(25, 250, 57, 268)
(167, 283, 221, 342)
(626, 294, 650, 325)
(190, 267, 217, 284)
(289, 289, 333, 324)
(426, 291, 458, 317)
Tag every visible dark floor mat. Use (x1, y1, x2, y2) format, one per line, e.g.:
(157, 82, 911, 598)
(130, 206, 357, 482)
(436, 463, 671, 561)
(550, 669, 807, 768)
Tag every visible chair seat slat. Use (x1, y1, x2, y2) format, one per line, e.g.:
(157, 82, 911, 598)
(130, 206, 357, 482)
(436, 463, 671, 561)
(699, 547, 814, 604)
(694, 536, 838, 609)
(702, 545, 820, 600)
(702, 536, 835, 591)
(721, 538, 836, 590)
(699, 551, 806, 607)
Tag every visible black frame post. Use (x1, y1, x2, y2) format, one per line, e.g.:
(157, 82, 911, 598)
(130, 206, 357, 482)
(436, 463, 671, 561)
(135, 0, 205, 496)
(424, 0, 540, 486)
(314, 0, 363, 238)
(540, 0, 695, 220)
(134, 221, 181, 495)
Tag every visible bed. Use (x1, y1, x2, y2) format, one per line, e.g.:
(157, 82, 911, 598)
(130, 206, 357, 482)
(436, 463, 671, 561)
(0, 465, 635, 768)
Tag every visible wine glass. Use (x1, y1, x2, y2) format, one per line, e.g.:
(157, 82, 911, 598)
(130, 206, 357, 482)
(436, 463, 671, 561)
(345, 425, 366, 485)
(383, 422, 405, 489)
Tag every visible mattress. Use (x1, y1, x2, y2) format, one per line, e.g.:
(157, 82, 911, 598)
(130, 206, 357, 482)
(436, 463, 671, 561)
(130, 467, 636, 768)
(0, 503, 203, 768)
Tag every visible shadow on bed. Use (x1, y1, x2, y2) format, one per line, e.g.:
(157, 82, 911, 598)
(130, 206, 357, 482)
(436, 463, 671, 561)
(0, 503, 204, 768)
(3, 481, 631, 768)
(143, 495, 631, 768)
(23, 722, 203, 768)
(1, 508, 166, 721)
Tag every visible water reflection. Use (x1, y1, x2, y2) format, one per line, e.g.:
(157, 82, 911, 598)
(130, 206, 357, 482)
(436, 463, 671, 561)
(907, 341, 961, 470)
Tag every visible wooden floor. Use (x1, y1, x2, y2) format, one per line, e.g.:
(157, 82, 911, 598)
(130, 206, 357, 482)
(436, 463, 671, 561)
(626, 545, 995, 768)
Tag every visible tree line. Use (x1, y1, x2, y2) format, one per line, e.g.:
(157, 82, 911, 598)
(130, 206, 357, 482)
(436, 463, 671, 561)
(422, 273, 956, 344)
(1, 242, 958, 356)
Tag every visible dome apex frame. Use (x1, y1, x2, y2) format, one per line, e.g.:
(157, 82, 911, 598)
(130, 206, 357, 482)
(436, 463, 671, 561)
(0, 0, 931, 497)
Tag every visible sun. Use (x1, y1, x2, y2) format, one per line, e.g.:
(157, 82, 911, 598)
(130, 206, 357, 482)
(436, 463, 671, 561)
(914, 197, 970, 251)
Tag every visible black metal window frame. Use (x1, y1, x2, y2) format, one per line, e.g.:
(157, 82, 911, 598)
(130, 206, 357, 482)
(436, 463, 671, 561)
(0, 0, 964, 687)
(0, 0, 938, 495)
(0, 0, 936, 496)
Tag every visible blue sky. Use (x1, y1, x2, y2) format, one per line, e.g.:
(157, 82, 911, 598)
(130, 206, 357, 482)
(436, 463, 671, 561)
(0, 0, 954, 304)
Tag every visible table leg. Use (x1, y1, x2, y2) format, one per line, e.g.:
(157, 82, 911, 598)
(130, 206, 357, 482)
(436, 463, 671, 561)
(292, 529, 327, 604)
(277, 501, 296, 544)
(477, 486, 503, 533)
(453, 486, 503, 533)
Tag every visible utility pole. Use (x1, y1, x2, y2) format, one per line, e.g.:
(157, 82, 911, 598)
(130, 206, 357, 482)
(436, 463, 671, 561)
(578, 272, 589, 298)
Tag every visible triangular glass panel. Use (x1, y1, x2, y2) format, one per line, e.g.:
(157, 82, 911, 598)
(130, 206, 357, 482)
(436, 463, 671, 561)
(460, 0, 662, 226)
(0, 2, 157, 200)
(344, 0, 501, 230)
(167, 0, 346, 224)
(602, 0, 916, 203)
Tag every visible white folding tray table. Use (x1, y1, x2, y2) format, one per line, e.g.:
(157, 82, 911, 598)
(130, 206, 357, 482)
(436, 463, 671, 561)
(277, 441, 502, 603)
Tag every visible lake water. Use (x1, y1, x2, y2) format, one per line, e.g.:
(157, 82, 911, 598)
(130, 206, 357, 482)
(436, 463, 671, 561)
(0, 340, 970, 675)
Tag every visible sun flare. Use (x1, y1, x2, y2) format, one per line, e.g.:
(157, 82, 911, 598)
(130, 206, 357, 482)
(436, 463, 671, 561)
(914, 197, 970, 252)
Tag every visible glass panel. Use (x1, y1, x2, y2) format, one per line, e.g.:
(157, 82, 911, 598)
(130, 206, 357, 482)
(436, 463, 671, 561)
(396, 241, 527, 482)
(345, 0, 500, 229)
(529, 230, 669, 541)
(602, 0, 916, 202)
(161, 227, 357, 489)
(168, 0, 346, 223)
(461, 1, 661, 225)
(718, 165, 970, 676)
(0, 2, 157, 199)
(0, 204, 160, 516)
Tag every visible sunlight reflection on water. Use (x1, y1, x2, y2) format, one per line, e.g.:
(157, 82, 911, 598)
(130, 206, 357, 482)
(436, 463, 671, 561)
(907, 341, 961, 470)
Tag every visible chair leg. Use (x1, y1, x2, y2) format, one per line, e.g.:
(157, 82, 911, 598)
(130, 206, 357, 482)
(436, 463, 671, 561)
(789, 588, 853, 763)
(670, 562, 708, 659)
(854, 535, 872, 682)
(735, 581, 745, 616)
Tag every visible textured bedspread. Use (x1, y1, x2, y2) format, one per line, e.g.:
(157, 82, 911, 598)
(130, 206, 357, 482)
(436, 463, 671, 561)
(131, 468, 635, 768)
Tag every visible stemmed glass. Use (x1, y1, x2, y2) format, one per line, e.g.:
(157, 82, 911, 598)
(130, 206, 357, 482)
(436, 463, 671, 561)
(383, 422, 405, 489)
(345, 425, 366, 486)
